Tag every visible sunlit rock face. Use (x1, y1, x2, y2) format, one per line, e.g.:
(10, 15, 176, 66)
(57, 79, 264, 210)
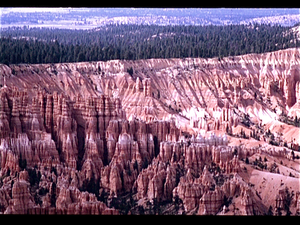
(0, 48, 299, 215)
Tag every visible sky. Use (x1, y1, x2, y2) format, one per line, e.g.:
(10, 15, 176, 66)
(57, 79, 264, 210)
(0, 7, 72, 14)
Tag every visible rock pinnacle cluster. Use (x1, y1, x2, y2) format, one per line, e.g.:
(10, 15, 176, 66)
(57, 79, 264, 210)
(0, 48, 299, 215)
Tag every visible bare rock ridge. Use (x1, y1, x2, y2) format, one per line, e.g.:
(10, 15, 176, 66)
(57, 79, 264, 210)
(0, 48, 299, 215)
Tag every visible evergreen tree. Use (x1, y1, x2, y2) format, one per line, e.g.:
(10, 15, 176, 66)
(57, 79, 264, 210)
(0, 24, 297, 65)
(77, 52, 86, 62)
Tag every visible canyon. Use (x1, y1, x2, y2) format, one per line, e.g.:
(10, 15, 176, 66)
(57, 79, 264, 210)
(0, 48, 299, 215)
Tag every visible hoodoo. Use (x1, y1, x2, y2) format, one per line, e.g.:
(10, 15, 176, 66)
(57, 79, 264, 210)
(0, 48, 299, 215)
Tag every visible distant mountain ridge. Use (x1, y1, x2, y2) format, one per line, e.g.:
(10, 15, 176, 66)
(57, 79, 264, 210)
(1, 8, 299, 29)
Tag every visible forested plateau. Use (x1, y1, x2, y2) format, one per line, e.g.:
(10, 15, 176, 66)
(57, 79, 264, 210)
(0, 24, 299, 65)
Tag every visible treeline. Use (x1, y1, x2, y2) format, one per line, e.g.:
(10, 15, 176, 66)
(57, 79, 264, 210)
(0, 24, 298, 65)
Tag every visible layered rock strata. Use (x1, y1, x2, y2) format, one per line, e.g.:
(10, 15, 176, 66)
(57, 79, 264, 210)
(0, 48, 299, 214)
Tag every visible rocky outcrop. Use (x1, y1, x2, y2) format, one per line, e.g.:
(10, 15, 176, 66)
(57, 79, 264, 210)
(133, 157, 181, 203)
(198, 187, 224, 215)
(55, 186, 118, 215)
(55, 97, 78, 169)
(0, 48, 299, 214)
(240, 188, 258, 215)
(172, 169, 205, 212)
(98, 119, 182, 198)
(80, 132, 104, 181)
(221, 174, 266, 215)
(4, 171, 36, 214)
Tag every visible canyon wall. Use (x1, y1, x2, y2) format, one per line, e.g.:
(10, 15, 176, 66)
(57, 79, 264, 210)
(0, 48, 299, 214)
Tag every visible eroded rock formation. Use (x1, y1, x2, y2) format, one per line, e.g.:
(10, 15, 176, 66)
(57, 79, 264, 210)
(0, 48, 299, 214)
